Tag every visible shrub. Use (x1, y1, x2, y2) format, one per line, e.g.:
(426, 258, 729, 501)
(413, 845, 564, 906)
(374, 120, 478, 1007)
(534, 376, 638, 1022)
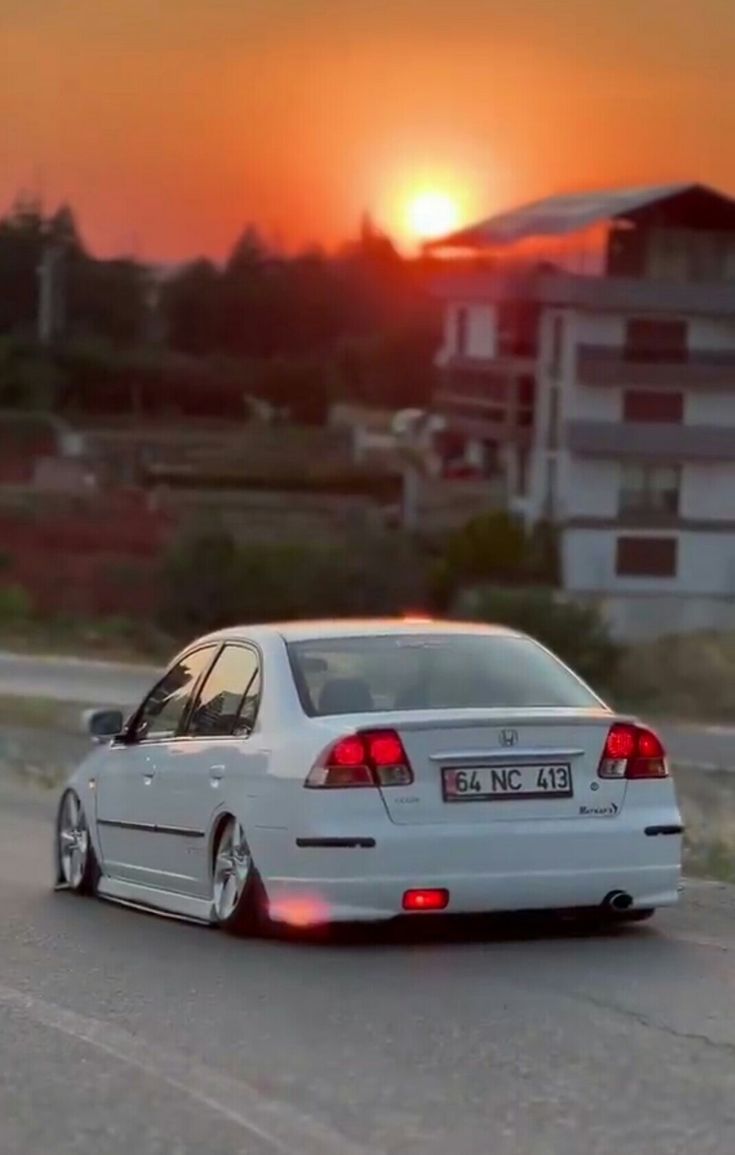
(0, 583, 33, 622)
(157, 529, 432, 637)
(430, 512, 558, 610)
(455, 585, 621, 694)
(615, 632, 735, 721)
(157, 529, 247, 636)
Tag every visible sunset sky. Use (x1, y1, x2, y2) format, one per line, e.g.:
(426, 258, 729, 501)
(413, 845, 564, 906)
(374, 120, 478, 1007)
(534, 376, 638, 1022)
(3, 0, 735, 261)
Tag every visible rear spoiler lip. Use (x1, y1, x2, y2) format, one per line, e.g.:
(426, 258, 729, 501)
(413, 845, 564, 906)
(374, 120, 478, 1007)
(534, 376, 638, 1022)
(360, 709, 624, 733)
(308, 709, 645, 735)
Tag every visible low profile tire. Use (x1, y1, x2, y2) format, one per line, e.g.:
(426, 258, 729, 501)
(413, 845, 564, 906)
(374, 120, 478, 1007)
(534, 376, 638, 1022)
(211, 817, 267, 935)
(56, 790, 100, 895)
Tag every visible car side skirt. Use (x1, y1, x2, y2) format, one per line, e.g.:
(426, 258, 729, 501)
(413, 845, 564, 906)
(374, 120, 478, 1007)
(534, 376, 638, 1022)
(97, 876, 215, 925)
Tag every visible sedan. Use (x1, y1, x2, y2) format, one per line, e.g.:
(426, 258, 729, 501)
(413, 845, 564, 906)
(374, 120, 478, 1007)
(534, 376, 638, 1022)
(54, 618, 683, 931)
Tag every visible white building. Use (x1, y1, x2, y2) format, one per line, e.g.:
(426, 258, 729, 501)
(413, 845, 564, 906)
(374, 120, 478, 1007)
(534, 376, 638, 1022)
(429, 183, 735, 639)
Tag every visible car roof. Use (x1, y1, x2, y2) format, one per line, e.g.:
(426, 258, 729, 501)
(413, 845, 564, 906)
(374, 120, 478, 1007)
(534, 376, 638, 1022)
(200, 618, 521, 645)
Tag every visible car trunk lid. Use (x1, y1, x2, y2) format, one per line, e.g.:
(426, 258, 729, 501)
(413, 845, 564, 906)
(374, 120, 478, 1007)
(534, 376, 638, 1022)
(375, 709, 626, 825)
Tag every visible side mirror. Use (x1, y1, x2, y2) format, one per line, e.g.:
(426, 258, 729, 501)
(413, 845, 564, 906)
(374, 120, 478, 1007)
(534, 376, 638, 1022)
(83, 707, 125, 743)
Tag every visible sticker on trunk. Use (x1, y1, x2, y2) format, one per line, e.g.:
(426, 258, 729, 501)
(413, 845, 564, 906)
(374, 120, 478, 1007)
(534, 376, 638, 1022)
(579, 802, 620, 817)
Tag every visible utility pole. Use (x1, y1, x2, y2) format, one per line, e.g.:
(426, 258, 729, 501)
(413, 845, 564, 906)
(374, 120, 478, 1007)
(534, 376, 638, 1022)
(37, 244, 64, 345)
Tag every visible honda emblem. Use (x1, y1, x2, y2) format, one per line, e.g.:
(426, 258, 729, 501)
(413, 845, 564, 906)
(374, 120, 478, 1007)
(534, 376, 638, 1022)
(499, 728, 518, 748)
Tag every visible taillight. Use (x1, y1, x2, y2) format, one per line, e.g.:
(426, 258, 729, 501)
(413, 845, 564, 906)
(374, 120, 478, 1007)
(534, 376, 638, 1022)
(305, 729, 413, 788)
(598, 723, 668, 780)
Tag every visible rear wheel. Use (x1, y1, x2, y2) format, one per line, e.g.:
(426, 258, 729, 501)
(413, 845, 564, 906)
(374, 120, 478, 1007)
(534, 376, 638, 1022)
(211, 817, 266, 935)
(56, 790, 100, 895)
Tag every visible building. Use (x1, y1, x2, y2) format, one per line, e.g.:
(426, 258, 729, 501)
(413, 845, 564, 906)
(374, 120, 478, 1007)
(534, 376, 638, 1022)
(429, 183, 735, 639)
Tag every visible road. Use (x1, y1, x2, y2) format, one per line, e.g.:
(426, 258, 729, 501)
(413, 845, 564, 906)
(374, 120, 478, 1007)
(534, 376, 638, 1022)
(0, 651, 158, 710)
(1, 650, 733, 769)
(2, 775, 735, 1155)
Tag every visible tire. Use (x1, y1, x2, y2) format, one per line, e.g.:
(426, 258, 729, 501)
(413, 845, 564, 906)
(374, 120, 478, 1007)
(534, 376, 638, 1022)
(211, 816, 267, 935)
(56, 789, 100, 895)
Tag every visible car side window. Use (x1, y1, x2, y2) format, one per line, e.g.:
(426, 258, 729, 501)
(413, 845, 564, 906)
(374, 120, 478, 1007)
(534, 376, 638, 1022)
(186, 644, 262, 739)
(131, 646, 217, 743)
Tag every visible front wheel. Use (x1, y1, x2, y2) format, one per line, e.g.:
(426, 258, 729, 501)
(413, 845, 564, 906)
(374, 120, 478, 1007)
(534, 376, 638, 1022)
(211, 817, 267, 935)
(56, 790, 100, 895)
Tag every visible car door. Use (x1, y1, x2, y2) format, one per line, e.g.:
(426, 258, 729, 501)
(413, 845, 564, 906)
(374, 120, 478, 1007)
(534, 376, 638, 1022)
(94, 644, 218, 890)
(147, 642, 263, 898)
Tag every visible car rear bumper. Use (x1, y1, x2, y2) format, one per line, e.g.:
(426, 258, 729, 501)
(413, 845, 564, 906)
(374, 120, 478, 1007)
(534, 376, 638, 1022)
(262, 815, 683, 925)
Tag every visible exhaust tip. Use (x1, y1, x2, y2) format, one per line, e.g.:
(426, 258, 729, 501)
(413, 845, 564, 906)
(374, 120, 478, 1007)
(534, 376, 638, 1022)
(602, 890, 634, 912)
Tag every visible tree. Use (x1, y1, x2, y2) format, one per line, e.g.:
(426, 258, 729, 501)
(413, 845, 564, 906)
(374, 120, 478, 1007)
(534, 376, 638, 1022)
(160, 260, 221, 355)
(67, 257, 150, 346)
(0, 195, 46, 333)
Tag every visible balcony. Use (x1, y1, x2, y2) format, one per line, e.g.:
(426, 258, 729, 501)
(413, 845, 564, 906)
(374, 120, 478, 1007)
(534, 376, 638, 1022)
(432, 269, 735, 317)
(433, 372, 535, 445)
(577, 345, 735, 388)
(566, 420, 735, 462)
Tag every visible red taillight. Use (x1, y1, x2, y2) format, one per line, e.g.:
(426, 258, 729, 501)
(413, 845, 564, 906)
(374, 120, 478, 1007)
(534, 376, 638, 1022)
(331, 736, 366, 766)
(604, 724, 637, 761)
(598, 723, 668, 780)
(305, 729, 413, 789)
(403, 888, 449, 912)
(368, 732, 404, 766)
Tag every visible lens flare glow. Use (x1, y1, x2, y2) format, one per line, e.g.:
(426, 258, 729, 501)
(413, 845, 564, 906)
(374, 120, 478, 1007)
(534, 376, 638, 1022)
(406, 191, 459, 240)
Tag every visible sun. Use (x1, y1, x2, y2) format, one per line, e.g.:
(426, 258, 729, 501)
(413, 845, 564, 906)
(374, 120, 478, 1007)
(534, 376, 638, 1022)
(407, 191, 459, 242)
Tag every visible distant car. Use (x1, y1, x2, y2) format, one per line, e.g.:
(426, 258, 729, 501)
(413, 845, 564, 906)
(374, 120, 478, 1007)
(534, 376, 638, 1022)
(54, 619, 682, 932)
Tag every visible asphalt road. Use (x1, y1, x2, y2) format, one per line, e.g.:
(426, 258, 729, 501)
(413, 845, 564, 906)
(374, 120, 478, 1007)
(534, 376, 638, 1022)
(1, 650, 733, 769)
(2, 776, 735, 1155)
(0, 651, 157, 709)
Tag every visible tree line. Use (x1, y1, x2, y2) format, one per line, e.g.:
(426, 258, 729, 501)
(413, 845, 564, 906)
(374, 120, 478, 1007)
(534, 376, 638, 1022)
(0, 197, 441, 421)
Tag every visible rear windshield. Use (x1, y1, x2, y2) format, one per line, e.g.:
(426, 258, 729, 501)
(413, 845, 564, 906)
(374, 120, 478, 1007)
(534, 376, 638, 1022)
(286, 633, 602, 716)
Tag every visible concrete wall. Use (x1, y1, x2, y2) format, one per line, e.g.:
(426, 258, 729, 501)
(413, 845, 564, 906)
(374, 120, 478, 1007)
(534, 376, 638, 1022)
(594, 592, 735, 641)
(563, 528, 735, 596)
(681, 463, 735, 518)
(686, 390, 735, 424)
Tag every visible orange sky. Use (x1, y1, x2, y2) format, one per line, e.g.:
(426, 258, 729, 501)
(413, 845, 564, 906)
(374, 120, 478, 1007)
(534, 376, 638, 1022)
(2, 0, 735, 261)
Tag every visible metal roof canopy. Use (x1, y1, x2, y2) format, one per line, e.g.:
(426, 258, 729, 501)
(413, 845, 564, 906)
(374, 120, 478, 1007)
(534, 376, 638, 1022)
(428, 183, 735, 249)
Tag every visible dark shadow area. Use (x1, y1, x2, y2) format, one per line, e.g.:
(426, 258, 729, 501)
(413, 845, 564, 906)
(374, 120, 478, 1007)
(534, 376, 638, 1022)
(263, 909, 657, 951)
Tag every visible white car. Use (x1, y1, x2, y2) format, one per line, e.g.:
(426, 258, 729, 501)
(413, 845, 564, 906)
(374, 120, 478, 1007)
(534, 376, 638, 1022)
(54, 619, 683, 931)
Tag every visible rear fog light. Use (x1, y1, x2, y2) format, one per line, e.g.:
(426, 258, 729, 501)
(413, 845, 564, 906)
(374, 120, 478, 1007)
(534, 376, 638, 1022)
(402, 888, 449, 912)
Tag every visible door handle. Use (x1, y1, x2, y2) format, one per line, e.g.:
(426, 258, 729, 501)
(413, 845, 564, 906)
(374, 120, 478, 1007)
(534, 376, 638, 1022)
(210, 764, 225, 782)
(142, 771, 155, 784)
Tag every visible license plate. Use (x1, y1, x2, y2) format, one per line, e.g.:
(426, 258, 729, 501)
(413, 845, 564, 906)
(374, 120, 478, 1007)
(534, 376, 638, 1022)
(442, 764, 573, 802)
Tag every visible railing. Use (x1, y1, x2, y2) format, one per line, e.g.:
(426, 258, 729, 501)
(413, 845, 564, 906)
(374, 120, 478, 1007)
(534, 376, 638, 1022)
(566, 419, 735, 461)
(577, 345, 735, 388)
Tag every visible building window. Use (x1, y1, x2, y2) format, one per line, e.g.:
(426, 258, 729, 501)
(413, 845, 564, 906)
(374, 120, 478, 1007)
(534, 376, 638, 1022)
(497, 301, 538, 357)
(549, 315, 564, 377)
(516, 448, 529, 497)
(517, 375, 536, 428)
(624, 318, 687, 363)
(619, 463, 680, 515)
(456, 307, 469, 357)
(547, 385, 560, 448)
(615, 536, 678, 578)
(545, 457, 557, 517)
(623, 389, 684, 423)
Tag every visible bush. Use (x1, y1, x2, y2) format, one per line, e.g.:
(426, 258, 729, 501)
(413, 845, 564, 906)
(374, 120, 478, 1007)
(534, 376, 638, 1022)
(0, 583, 33, 622)
(430, 512, 558, 610)
(615, 632, 735, 721)
(157, 529, 431, 637)
(455, 585, 621, 694)
(157, 530, 246, 636)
